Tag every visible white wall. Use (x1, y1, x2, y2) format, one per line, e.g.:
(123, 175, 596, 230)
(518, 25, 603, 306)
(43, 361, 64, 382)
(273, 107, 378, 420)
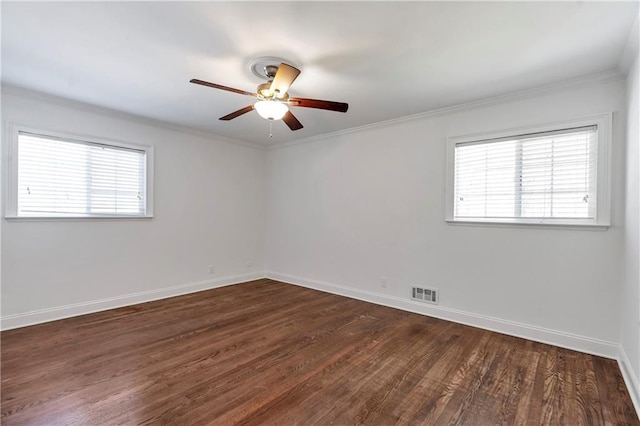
(621, 53, 640, 408)
(1, 88, 266, 328)
(266, 77, 627, 356)
(2, 77, 629, 359)
(0, 71, 635, 393)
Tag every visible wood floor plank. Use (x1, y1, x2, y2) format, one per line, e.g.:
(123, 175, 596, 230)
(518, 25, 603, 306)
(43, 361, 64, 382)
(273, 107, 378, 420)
(593, 355, 639, 424)
(1, 279, 638, 425)
(575, 354, 606, 425)
(474, 336, 540, 425)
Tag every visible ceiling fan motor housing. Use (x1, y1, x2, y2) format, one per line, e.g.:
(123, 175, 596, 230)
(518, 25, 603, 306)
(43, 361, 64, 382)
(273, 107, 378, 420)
(257, 82, 271, 97)
(257, 81, 288, 100)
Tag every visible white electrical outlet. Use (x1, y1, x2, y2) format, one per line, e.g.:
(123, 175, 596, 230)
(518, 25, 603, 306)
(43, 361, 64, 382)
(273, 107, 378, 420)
(208, 265, 215, 274)
(246, 259, 254, 268)
(381, 277, 388, 288)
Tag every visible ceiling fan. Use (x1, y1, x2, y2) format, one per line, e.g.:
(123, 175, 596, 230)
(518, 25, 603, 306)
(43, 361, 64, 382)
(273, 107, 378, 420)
(190, 62, 348, 132)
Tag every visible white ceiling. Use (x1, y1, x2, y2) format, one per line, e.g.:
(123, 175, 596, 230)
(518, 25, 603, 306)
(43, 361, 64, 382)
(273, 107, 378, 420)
(2, 1, 638, 146)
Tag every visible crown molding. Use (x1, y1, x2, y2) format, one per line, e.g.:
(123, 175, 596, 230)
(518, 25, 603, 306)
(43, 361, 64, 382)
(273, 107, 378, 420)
(268, 69, 625, 150)
(0, 84, 265, 151)
(2, 68, 625, 153)
(618, 12, 639, 74)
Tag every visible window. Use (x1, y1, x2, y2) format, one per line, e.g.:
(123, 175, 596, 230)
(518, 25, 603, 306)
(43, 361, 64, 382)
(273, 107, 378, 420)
(7, 126, 154, 218)
(446, 114, 611, 227)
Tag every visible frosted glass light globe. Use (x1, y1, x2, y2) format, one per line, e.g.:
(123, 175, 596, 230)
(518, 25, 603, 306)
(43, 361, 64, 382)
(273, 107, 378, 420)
(254, 100, 288, 120)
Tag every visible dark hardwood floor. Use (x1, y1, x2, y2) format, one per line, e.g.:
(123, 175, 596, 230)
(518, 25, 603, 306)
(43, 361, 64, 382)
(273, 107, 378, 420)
(1, 279, 638, 425)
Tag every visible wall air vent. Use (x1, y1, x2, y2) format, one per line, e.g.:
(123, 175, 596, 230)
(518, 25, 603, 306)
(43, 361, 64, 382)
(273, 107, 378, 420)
(411, 286, 439, 304)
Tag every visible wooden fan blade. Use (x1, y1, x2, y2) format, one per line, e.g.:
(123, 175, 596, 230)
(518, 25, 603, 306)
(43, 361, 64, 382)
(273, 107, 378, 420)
(282, 111, 303, 131)
(289, 97, 348, 113)
(220, 105, 254, 121)
(269, 64, 301, 98)
(190, 79, 257, 97)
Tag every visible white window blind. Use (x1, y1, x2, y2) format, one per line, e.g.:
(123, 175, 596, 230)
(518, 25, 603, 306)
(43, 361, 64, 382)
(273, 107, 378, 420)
(16, 131, 148, 217)
(453, 126, 597, 224)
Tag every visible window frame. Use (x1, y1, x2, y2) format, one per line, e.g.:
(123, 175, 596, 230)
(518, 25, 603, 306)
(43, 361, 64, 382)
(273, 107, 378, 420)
(5, 123, 155, 220)
(445, 113, 611, 229)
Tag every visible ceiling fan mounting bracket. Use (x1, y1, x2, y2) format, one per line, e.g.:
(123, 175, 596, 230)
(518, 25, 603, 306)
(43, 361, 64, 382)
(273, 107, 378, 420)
(248, 56, 298, 81)
(264, 65, 278, 80)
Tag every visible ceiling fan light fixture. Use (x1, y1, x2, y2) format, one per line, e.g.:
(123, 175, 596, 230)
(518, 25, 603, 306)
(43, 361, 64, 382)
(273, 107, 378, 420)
(191, 59, 347, 133)
(254, 100, 288, 120)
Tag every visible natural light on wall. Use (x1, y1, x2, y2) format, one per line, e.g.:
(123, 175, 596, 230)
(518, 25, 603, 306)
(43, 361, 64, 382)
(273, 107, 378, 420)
(11, 130, 152, 218)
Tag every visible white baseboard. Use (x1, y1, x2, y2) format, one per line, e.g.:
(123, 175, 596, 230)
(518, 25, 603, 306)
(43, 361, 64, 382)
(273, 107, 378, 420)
(266, 271, 619, 359)
(5, 271, 621, 360)
(1, 272, 264, 331)
(619, 346, 640, 419)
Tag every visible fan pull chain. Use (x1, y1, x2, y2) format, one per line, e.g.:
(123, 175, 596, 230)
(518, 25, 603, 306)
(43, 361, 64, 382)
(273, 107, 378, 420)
(269, 119, 273, 138)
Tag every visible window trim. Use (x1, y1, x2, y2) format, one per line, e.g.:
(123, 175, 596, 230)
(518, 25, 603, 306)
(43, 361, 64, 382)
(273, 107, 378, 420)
(5, 123, 155, 219)
(445, 113, 611, 229)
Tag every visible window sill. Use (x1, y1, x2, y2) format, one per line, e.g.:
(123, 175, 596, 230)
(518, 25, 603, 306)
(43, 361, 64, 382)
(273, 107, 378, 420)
(446, 219, 609, 231)
(5, 215, 154, 221)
